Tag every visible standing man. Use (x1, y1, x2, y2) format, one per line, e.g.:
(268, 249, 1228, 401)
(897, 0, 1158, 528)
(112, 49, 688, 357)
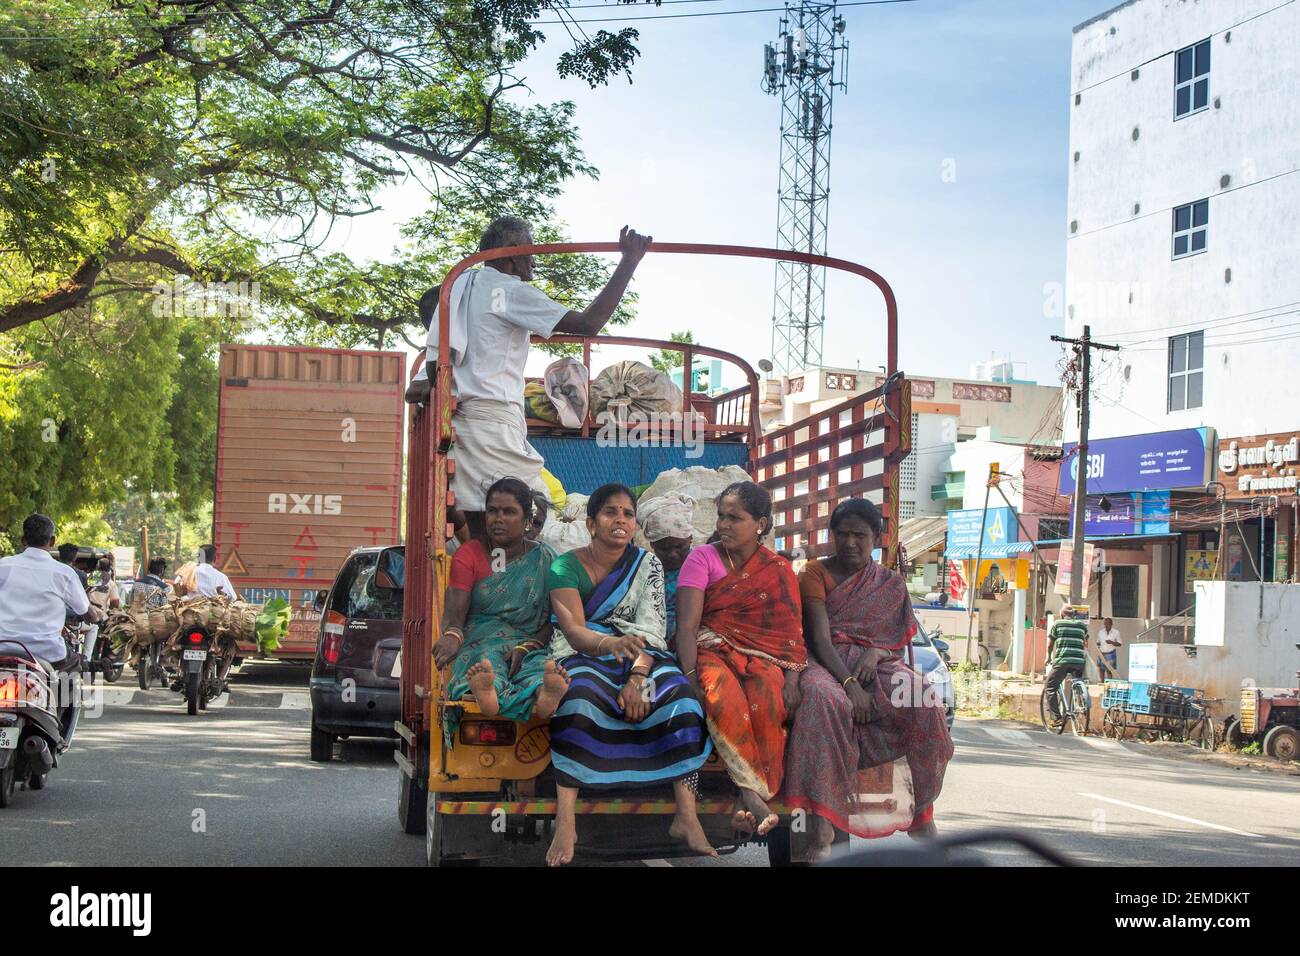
(1095, 616, 1121, 681)
(0, 514, 97, 668)
(419, 217, 652, 540)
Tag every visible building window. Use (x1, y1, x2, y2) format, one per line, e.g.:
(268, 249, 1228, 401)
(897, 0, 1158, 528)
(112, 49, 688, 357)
(1038, 518, 1069, 541)
(1174, 38, 1210, 119)
(1167, 331, 1204, 411)
(1172, 199, 1208, 259)
(1109, 566, 1140, 618)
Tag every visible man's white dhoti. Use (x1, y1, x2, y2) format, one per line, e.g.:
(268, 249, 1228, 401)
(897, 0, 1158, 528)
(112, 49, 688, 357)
(450, 398, 550, 511)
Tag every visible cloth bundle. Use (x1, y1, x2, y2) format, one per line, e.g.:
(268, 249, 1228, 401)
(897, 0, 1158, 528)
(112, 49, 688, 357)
(589, 360, 684, 422)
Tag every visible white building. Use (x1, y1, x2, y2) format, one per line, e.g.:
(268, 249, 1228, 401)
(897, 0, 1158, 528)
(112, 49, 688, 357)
(1065, 0, 1300, 443)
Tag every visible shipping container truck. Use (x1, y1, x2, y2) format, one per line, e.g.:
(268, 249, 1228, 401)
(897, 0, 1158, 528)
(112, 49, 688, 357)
(214, 345, 406, 661)
(391, 241, 912, 865)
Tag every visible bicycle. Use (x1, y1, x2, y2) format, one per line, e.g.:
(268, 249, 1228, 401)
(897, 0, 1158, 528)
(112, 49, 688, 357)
(1040, 670, 1091, 737)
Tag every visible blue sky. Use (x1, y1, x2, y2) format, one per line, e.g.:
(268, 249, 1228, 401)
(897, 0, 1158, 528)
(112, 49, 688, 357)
(334, 0, 1113, 385)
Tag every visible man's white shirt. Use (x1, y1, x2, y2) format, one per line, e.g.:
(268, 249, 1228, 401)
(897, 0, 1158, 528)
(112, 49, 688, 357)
(418, 266, 568, 405)
(194, 562, 238, 599)
(0, 547, 89, 662)
(1097, 626, 1121, 652)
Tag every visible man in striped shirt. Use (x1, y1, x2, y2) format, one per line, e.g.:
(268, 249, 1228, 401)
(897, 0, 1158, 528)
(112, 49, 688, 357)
(1045, 614, 1090, 720)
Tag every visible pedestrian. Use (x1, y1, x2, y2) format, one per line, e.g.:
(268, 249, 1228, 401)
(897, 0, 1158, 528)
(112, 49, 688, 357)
(1044, 607, 1089, 721)
(1096, 616, 1121, 681)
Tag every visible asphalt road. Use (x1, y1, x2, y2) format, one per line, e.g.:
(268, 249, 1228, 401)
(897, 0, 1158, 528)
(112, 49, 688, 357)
(4, 662, 1298, 867)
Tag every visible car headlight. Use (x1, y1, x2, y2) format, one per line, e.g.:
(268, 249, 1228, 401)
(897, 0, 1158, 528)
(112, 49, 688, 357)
(925, 668, 951, 685)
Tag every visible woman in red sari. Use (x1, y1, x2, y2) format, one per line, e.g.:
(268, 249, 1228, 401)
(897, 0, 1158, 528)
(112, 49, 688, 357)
(782, 497, 954, 860)
(675, 481, 805, 835)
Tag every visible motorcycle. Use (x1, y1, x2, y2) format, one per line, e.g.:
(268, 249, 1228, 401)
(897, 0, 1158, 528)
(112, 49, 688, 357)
(169, 624, 236, 715)
(84, 587, 124, 684)
(0, 630, 84, 808)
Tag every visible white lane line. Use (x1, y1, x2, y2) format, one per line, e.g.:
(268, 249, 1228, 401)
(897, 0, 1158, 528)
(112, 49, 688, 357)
(1079, 736, 1128, 753)
(642, 858, 673, 867)
(278, 692, 311, 710)
(1078, 792, 1264, 838)
(982, 728, 1034, 746)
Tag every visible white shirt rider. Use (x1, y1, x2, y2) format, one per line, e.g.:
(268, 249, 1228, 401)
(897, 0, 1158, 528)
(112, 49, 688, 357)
(0, 545, 90, 665)
(189, 548, 238, 600)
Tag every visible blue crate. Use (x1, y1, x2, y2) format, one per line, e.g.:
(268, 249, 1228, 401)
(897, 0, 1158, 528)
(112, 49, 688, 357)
(1106, 681, 1198, 715)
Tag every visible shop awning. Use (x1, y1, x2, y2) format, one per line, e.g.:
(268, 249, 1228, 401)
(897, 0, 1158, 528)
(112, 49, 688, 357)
(897, 516, 948, 557)
(1035, 533, 1180, 549)
(944, 541, 1034, 560)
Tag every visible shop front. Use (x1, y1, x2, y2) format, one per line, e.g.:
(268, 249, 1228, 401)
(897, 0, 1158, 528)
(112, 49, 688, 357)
(1214, 430, 1299, 584)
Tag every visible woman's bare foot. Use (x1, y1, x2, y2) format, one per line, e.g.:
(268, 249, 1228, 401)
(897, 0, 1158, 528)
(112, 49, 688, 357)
(807, 813, 836, 862)
(546, 819, 577, 866)
(669, 814, 718, 857)
(466, 659, 498, 715)
(670, 780, 718, 857)
(740, 788, 779, 836)
(730, 808, 756, 834)
(532, 660, 570, 719)
(907, 819, 938, 840)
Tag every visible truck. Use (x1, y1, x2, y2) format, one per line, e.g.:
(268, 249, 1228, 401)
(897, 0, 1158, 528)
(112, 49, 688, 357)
(392, 240, 911, 865)
(213, 345, 406, 662)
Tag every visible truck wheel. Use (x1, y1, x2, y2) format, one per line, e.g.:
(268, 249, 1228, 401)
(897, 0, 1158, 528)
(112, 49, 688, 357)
(1222, 716, 1242, 749)
(398, 755, 428, 835)
(1263, 725, 1299, 762)
(310, 721, 335, 762)
(425, 797, 479, 867)
(185, 672, 200, 715)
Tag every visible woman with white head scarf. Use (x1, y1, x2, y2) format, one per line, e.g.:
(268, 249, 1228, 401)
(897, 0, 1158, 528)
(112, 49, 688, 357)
(637, 493, 696, 642)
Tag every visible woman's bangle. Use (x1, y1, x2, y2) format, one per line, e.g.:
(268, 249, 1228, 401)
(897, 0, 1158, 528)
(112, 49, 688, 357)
(444, 628, 464, 647)
(630, 668, 651, 678)
(842, 675, 859, 688)
(683, 668, 697, 677)
(513, 644, 531, 654)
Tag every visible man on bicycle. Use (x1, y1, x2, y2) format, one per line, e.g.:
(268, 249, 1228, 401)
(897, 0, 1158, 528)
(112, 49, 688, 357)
(1045, 606, 1090, 721)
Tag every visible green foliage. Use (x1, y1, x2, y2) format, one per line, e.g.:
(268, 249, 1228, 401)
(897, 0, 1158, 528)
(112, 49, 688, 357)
(1241, 741, 1261, 756)
(255, 597, 292, 654)
(648, 331, 696, 374)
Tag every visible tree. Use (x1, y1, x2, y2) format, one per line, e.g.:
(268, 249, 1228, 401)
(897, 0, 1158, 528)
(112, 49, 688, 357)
(0, 0, 647, 338)
(648, 330, 695, 374)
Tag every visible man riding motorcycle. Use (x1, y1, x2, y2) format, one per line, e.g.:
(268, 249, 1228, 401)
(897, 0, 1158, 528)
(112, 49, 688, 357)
(0, 514, 102, 670)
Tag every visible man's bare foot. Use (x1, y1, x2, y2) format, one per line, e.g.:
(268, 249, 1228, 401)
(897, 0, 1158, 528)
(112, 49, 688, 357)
(466, 659, 498, 715)
(741, 789, 779, 836)
(669, 814, 719, 857)
(532, 660, 570, 720)
(805, 813, 836, 862)
(546, 820, 577, 866)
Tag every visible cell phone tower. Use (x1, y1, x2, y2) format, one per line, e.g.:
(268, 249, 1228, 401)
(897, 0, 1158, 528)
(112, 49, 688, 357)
(762, 3, 848, 376)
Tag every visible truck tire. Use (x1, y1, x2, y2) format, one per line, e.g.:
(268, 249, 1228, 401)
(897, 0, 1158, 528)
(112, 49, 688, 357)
(310, 721, 335, 762)
(1263, 725, 1298, 762)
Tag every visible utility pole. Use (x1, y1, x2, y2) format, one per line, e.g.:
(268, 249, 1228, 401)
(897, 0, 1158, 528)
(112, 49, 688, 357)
(1051, 324, 1119, 606)
(963, 464, 997, 664)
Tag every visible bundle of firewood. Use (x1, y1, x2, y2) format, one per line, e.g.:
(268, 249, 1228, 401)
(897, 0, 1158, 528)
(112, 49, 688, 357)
(106, 596, 260, 651)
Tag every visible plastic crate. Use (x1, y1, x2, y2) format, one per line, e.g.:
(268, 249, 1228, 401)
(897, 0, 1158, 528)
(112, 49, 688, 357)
(1102, 680, 1131, 709)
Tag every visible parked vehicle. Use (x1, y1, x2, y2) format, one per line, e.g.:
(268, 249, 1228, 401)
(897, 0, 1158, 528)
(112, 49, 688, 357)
(913, 626, 955, 729)
(396, 241, 913, 865)
(308, 547, 404, 762)
(0, 628, 86, 808)
(1224, 644, 1299, 761)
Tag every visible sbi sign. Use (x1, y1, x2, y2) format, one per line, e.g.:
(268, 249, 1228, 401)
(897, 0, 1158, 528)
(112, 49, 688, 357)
(1069, 452, 1106, 481)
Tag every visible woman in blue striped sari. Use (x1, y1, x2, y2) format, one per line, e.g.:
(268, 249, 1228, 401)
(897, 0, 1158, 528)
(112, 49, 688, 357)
(545, 483, 714, 866)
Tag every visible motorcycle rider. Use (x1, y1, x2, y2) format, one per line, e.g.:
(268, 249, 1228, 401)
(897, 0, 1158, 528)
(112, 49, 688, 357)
(136, 558, 171, 608)
(190, 544, 238, 599)
(0, 514, 101, 671)
(56, 542, 88, 590)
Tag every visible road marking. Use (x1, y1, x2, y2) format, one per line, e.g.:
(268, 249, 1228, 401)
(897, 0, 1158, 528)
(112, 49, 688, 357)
(278, 692, 310, 710)
(1077, 792, 1264, 838)
(642, 858, 673, 867)
(1079, 736, 1127, 753)
(982, 728, 1034, 746)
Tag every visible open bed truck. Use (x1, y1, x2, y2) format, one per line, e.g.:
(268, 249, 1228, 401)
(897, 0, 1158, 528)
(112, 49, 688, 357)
(394, 242, 912, 865)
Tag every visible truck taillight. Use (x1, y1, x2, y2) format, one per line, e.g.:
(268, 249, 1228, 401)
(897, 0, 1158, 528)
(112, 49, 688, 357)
(459, 721, 516, 746)
(322, 611, 345, 664)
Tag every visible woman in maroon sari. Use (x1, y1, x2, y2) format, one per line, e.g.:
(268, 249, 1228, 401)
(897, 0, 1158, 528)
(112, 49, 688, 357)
(782, 498, 953, 859)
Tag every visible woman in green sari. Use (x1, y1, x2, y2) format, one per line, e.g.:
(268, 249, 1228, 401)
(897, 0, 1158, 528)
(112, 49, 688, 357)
(434, 478, 569, 734)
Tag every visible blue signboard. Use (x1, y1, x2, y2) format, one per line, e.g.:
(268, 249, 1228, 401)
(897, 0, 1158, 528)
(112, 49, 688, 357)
(1058, 428, 1213, 495)
(1068, 490, 1172, 537)
(946, 506, 1019, 554)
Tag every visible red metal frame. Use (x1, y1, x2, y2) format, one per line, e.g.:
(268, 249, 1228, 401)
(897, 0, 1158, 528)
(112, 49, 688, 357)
(401, 241, 901, 792)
